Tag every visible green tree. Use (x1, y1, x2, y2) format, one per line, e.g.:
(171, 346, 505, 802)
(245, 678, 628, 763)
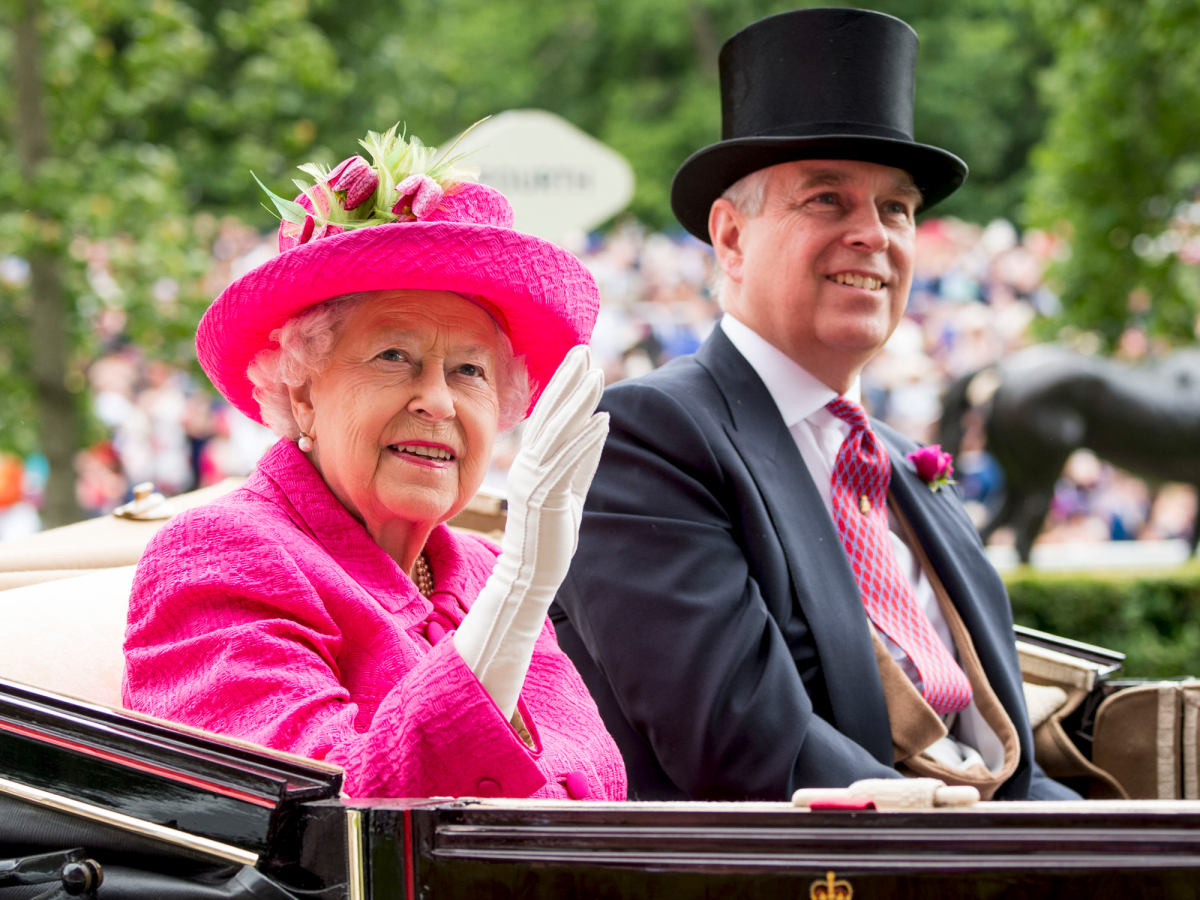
(884, 0, 1051, 225)
(376, 0, 1049, 229)
(1023, 0, 1200, 346)
(140, 0, 356, 216)
(1, 0, 211, 523)
(0, 0, 363, 523)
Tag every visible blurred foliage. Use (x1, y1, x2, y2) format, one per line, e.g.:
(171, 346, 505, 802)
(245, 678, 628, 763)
(370, 0, 1050, 229)
(0, 0, 368, 461)
(892, 0, 1050, 225)
(1023, 0, 1200, 347)
(1006, 563, 1200, 677)
(0, 276, 38, 456)
(0, 0, 206, 457)
(0, 0, 1054, 430)
(1, 0, 1197, 474)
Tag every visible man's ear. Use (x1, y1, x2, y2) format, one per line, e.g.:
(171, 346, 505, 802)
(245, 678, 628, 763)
(288, 381, 316, 438)
(709, 198, 746, 287)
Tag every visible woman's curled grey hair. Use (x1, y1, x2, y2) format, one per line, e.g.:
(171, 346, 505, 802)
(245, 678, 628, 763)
(248, 292, 532, 439)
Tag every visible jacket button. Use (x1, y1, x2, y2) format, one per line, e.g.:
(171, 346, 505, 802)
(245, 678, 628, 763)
(476, 778, 502, 797)
(564, 771, 589, 800)
(427, 621, 446, 644)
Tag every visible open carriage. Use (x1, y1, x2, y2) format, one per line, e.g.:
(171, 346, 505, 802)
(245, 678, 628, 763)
(2, 484, 1200, 898)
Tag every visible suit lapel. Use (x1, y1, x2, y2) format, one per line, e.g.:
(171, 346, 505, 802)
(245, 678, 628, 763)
(696, 329, 893, 764)
(879, 424, 1032, 739)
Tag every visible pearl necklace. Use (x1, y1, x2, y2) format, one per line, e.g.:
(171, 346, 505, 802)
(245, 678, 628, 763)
(412, 552, 434, 598)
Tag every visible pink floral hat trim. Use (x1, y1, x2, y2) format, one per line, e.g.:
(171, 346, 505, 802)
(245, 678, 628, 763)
(197, 124, 599, 424)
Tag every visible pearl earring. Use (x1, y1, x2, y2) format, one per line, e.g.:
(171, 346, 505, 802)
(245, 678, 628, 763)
(298, 432, 314, 452)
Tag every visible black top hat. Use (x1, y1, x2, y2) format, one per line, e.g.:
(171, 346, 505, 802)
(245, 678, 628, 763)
(670, 7, 967, 243)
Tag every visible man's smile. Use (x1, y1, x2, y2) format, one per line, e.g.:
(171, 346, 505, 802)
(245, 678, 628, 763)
(828, 271, 886, 291)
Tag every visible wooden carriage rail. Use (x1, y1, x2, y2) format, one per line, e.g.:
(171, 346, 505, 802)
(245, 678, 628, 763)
(8, 790, 1200, 898)
(0, 776, 259, 867)
(0, 678, 342, 796)
(347, 798, 1200, 900)
(0, 678, 343, 859)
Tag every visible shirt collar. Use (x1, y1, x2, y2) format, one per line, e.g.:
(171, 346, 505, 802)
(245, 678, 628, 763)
(720, 313, 861, 428)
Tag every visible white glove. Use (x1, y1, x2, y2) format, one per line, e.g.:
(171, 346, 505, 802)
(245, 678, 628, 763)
(793, 779, 980, 810)
(454, 345, 609, 720)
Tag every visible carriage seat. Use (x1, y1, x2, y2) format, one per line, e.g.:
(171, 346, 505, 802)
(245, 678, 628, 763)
(0, 565, 134, 708)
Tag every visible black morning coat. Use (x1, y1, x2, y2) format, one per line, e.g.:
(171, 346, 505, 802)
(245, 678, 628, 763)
(551, 325, 1076, 801)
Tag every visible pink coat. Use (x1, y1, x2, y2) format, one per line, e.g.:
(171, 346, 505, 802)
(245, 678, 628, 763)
(123, 439, 626, 801)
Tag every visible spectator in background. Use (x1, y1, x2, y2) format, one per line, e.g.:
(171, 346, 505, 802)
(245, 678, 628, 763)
(584, 221, 718, 384)
(1144, 485, 1200, 542)
(78, 347, 277, 517)
(0, 454, 39, 540)
(75, 441, 127, 517)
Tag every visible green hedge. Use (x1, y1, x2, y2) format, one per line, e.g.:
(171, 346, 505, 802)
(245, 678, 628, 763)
(1005, 563, 1200, 678)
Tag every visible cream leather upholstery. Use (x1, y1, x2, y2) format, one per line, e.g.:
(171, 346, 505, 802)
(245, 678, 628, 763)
(0, 565, 134, 708)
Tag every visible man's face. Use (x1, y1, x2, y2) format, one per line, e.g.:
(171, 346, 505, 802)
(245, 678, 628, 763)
(714, 158, 919, 387)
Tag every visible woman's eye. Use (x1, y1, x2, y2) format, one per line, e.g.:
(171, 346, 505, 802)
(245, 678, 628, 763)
(377, 348, 405, 362)
(457, 363, 484, 378)
(813, 193, 839, 206)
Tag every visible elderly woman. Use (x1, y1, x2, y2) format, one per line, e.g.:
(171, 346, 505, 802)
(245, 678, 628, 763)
(123, 126, 626, 801)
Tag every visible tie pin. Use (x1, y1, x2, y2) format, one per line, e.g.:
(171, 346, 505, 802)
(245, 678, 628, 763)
(859, 495, 872, 515)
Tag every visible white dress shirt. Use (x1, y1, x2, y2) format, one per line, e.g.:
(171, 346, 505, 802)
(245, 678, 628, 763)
(720, 314, 1004, 773)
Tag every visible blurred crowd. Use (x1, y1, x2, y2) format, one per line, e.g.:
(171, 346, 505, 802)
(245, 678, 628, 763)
(71, 216, 282, 520)
(1037, 449, 1198, 546)
(0, 214, 1195, 550)
(79, 349, 276, 511)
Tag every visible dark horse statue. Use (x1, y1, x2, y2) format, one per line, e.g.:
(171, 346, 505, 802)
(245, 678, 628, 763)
(939, 344, 1200, 563)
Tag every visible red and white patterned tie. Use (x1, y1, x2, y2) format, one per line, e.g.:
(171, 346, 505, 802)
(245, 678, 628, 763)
(825, 396, 972, 715)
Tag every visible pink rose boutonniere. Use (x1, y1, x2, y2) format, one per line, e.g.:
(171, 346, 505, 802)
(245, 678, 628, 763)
(907, 444, 955, 492)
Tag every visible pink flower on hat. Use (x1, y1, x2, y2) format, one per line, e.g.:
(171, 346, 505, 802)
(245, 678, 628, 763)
(327, 155, 379, 210)
(907, 444, 955, 492)
(258, 122, 483, 252)
(278, 191, 345, 253)
(393, 173, 445, 220)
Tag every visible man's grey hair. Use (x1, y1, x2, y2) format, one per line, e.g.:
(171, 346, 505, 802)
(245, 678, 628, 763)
(247, 291, 532, 440)
(711, 168, 773, 307)
(722, 168, 772, 219)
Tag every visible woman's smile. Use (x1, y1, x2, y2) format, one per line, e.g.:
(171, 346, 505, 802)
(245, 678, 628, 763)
(387, 440, 457, 469)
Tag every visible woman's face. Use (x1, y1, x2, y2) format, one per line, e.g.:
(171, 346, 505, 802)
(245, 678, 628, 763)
(293, 290, 502, 538)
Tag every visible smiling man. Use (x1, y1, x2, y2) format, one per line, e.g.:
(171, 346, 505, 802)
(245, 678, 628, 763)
(551, 7, 1077, 801)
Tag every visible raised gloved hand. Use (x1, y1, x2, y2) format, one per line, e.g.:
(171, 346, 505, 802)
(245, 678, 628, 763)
(454, 345, 608, 720)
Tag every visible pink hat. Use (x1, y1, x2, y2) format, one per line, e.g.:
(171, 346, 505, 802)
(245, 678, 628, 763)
(197, 125, 599, 424)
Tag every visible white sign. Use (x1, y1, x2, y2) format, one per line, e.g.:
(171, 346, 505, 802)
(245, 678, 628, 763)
(447, 110, 635, 244)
